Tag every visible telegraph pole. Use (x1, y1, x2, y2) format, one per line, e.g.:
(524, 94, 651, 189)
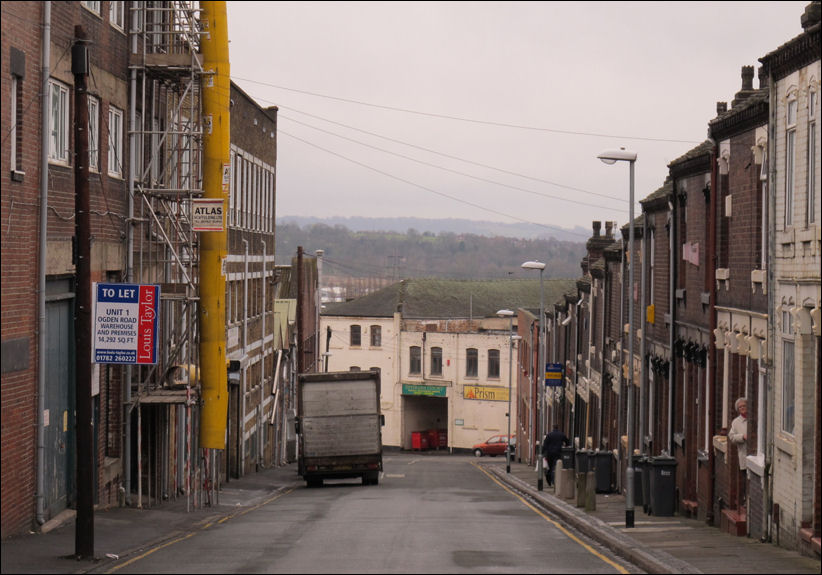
(72, 25, 94, 559)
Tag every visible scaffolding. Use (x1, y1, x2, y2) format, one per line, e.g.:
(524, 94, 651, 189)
(126, 1, 213, 511)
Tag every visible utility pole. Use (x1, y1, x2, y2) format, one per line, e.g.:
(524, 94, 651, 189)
(72, 25, 94, 559)
(199, 1, 230, 450)
(297, 246, 304, 373)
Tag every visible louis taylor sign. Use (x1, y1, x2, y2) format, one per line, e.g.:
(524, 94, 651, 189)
(93, 283, 160, 364)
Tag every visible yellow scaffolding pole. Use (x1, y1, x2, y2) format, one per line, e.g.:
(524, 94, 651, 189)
(199, 1, 230, 449)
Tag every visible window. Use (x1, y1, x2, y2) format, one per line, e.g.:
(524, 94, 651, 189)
(88, 96, 99, 171)
(488, 349, 500, 378)
(785, 98, 797, 226)
(109, 1, 125, 30)
(466, 348, 478, 377)
(431, 347, 442, 376)
(809, 89, 817, 225)
(350, 325, 361, 347)
(781, 310, 795, 434)
(49, 79, 70, 163)
(108, 106, 123, 177)
(81, 1, 100, 14)
(370, 325, 381, 347)
(10, 72, 23, 176)
(409, 346, 421, 375)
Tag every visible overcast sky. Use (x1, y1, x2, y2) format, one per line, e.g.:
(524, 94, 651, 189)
(227, 1, 810, 239)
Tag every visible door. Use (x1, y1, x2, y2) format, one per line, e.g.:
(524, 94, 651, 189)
(44, 287, 75, 518)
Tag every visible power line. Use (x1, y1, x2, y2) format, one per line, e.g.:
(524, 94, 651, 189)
(278, 129, 593, 239)
(233, 75, 701, 145)
(279, 113, 625, 213)
(269, 102, 625, 204)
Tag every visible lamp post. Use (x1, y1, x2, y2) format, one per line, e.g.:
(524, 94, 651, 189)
(597, 148, 637, 529)
(497, 309, 516, 473)
(521, 260, 546, 491)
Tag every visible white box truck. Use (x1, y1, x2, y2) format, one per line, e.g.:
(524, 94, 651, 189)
(297, 370, 383, 487)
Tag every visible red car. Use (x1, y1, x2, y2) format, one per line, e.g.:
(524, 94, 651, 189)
(473, 434, 516, 457)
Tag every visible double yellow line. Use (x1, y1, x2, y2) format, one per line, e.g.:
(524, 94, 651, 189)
(104, 488, 295, 573)
(473, 463, 629, 574)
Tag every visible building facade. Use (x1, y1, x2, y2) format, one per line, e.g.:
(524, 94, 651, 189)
(321, 279, 576, 452)
(1, 2, 290, 538)
(761, 4, 822, 553)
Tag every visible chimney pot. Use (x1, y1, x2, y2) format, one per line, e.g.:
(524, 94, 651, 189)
(593, 221, 601, 237)
(741, 65, 754, 91)
(717, 101, 728, 115)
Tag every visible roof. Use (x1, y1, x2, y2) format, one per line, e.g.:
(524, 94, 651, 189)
(641, 177, 674, 210)
(322, 278, 577, 319)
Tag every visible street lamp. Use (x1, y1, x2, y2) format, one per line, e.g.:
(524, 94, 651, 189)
(597, 148, 637, 529)
(521, 260, 546, 491)
(497, 309, 516, 474)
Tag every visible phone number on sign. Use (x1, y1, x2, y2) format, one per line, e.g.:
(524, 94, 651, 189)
(95, 350, 137, 364)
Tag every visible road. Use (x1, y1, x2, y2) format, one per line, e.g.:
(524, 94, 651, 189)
(107, 453, 636, 574)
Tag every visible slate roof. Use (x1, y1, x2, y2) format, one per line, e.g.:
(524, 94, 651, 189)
(322, 278, 577, 319)
(641, 177, 674, 209)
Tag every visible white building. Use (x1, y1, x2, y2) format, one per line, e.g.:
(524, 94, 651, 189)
(760, 3, 821, 554)
(320, 278, 575, 451)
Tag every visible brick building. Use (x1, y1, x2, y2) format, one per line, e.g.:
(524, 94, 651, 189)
(668, 140, 713, 521)
(1, 2, 296, 538)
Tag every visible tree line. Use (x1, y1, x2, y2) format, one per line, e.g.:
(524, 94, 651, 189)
(275, 221, 587, 281)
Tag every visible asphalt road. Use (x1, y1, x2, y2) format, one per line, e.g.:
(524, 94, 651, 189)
(107, 453, 637, 574)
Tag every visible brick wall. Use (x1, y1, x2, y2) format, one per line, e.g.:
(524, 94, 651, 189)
(1, 0, 45, 537)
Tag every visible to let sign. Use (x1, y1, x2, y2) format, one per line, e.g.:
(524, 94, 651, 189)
(93, 283, 160, 364)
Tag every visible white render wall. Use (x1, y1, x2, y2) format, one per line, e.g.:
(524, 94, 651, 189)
(320, 314, 519, 451)
(771, 59, 821, 551)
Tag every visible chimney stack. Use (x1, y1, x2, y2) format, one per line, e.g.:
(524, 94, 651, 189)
(717, 101, 728, 115)
(593, 221, 601, 237)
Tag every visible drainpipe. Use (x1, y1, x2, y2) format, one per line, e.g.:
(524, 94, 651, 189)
(36, 0, 51, 527)
(600, 268, 608, 451)
(707, 136, 719, 525)
(669, 193, 677, 455)
(639, 217, 648, 454)
(241, 238, 248, 475)
(764, 68, 777, 543)
(617, 236, 626, 492)
(260, 240, 266, 467)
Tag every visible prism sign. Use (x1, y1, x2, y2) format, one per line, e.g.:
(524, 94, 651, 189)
(93, 283, 160, 364)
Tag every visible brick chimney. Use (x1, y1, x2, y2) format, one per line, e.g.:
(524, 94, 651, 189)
(717, 101, 728, 115)
(801, 1, 821, 30)
(605, 221, 614, 238)
(592, 220, 601, 237)
(732, 66, 757, 108)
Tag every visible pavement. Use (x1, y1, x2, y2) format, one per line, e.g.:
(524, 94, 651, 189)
(1, 454, 820, 574)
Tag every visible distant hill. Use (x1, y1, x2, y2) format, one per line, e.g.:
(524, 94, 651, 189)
(277, 215, 590, 242)
(275, 217, 590, 281)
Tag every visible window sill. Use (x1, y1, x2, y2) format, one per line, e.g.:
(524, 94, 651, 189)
(10, 170, 25, 182)
(746, 453, 766, 476)
(712, 434, 728, 454)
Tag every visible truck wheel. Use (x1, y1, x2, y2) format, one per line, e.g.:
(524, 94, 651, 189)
(474, 448, 483, 457)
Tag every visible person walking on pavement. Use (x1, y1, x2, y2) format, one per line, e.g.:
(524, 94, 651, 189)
(541, 424, 570, 487)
